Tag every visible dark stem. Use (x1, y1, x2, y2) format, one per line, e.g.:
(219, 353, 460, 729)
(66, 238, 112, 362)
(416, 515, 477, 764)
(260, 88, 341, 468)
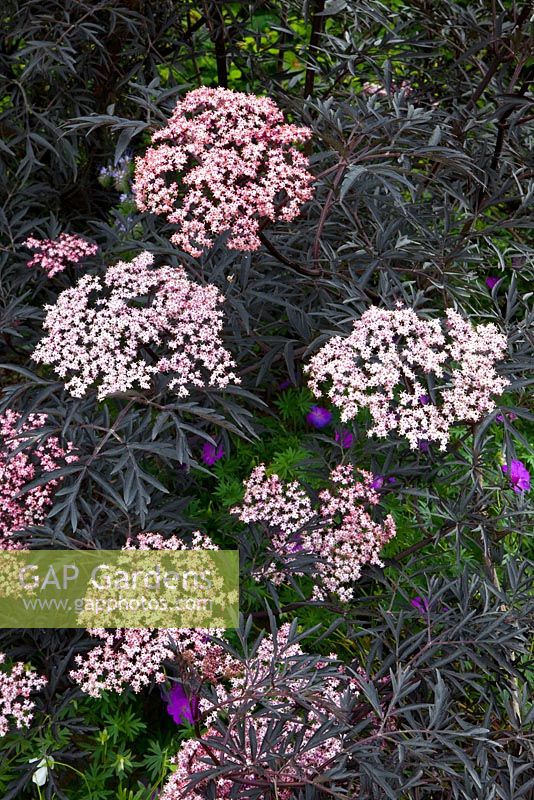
(490, 66, 534, 171)
(258, 230, 322, 276)
(304, 0, 326, 98)
(208, 2, 228, 87)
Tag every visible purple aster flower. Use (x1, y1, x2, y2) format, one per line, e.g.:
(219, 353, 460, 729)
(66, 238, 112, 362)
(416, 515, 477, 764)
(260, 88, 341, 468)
(335, 429, 354, 448)
(306, 406, 332, 429)
(502, 459, 530, 493)
(201, 441, 224, 466)
(486, 276, 500, 290)
(165, 683, 198, 725)
(411, 596, 430, 614)
(419, 394, 430, 405)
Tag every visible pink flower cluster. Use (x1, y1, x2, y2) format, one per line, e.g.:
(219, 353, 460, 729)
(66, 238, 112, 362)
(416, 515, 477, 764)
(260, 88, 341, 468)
(232, 463, 396, 601)
(0, 653, 47, 737)
(306, 305, 509, 450)
(32, 251, 239, 400)
(161, 625, 347, 800)
(162, 712, 343, 800)
(24, 233, 98, 278)
(70, 531, 237, 697)
(133, 87, 314, 256)
(0, 410, 77, 547)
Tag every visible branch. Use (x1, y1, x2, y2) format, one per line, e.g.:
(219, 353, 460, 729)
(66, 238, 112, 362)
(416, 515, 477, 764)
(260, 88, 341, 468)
(304, 0, 326, 98)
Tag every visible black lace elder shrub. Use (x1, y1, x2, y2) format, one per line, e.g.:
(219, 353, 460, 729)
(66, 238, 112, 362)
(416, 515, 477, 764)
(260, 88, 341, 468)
(0, 0, 532, 798)
(144, 566, 533, 800)
(342, 559, 534, 800)
(1, 0, 532, 535)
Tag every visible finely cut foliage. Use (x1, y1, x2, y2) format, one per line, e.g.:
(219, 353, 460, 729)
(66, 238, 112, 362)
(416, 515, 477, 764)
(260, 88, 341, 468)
(160, 626, 348, 800)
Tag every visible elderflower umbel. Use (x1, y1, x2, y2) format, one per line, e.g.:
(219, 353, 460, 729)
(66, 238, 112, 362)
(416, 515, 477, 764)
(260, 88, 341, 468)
(24, 233, 98, 278)
(32, 251, 239, 400)
(0, 410, 77, 547)
(133, 87, 314, 256)
(232, 463, 396, 601)
(305, 305, 508, 450)
(70, 532, 238, 697)
(0, 654, 47, 737)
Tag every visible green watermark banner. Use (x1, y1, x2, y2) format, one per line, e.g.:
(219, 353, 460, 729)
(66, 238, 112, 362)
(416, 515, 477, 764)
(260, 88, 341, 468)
(0, 550, 239, 629)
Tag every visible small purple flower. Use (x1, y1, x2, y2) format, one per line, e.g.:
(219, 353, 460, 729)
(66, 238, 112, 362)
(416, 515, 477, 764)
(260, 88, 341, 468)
(486, 276, 501, 290)
(496, 411, 518, 422)
(418, 439, 430, 454)
(278, 378, 292, 391)
(502, 459, 530, 493)
(306, 406, 332, 429)
(411, 596, 430, 614)
(419, 394, 430, 405)
(511, 256, 525, 269)
(372, 474, 396, 490)
(335, 429, 354, 448)
(201, 441, 224, 466)
(165, 683, 198, 725)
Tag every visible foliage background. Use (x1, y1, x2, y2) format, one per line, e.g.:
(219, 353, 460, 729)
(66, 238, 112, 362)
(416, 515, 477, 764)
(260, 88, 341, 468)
(0, 0, 533, 798)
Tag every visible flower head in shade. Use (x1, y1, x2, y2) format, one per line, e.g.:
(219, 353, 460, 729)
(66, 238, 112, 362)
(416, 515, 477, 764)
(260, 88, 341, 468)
(24, 234, 98, 279)
(502, 459, 530, 493)
(165, 683, 198, 726)
(306, 406, 332, 429)
(70, 533, 240, 698)
(201, 441, 224, 466)
(0, 654, 47, 738)
(486, 276, 501, 290)
(0, 410, 77, 548)
(231, 463, 396, 601)
(334, 429, 354, 448)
